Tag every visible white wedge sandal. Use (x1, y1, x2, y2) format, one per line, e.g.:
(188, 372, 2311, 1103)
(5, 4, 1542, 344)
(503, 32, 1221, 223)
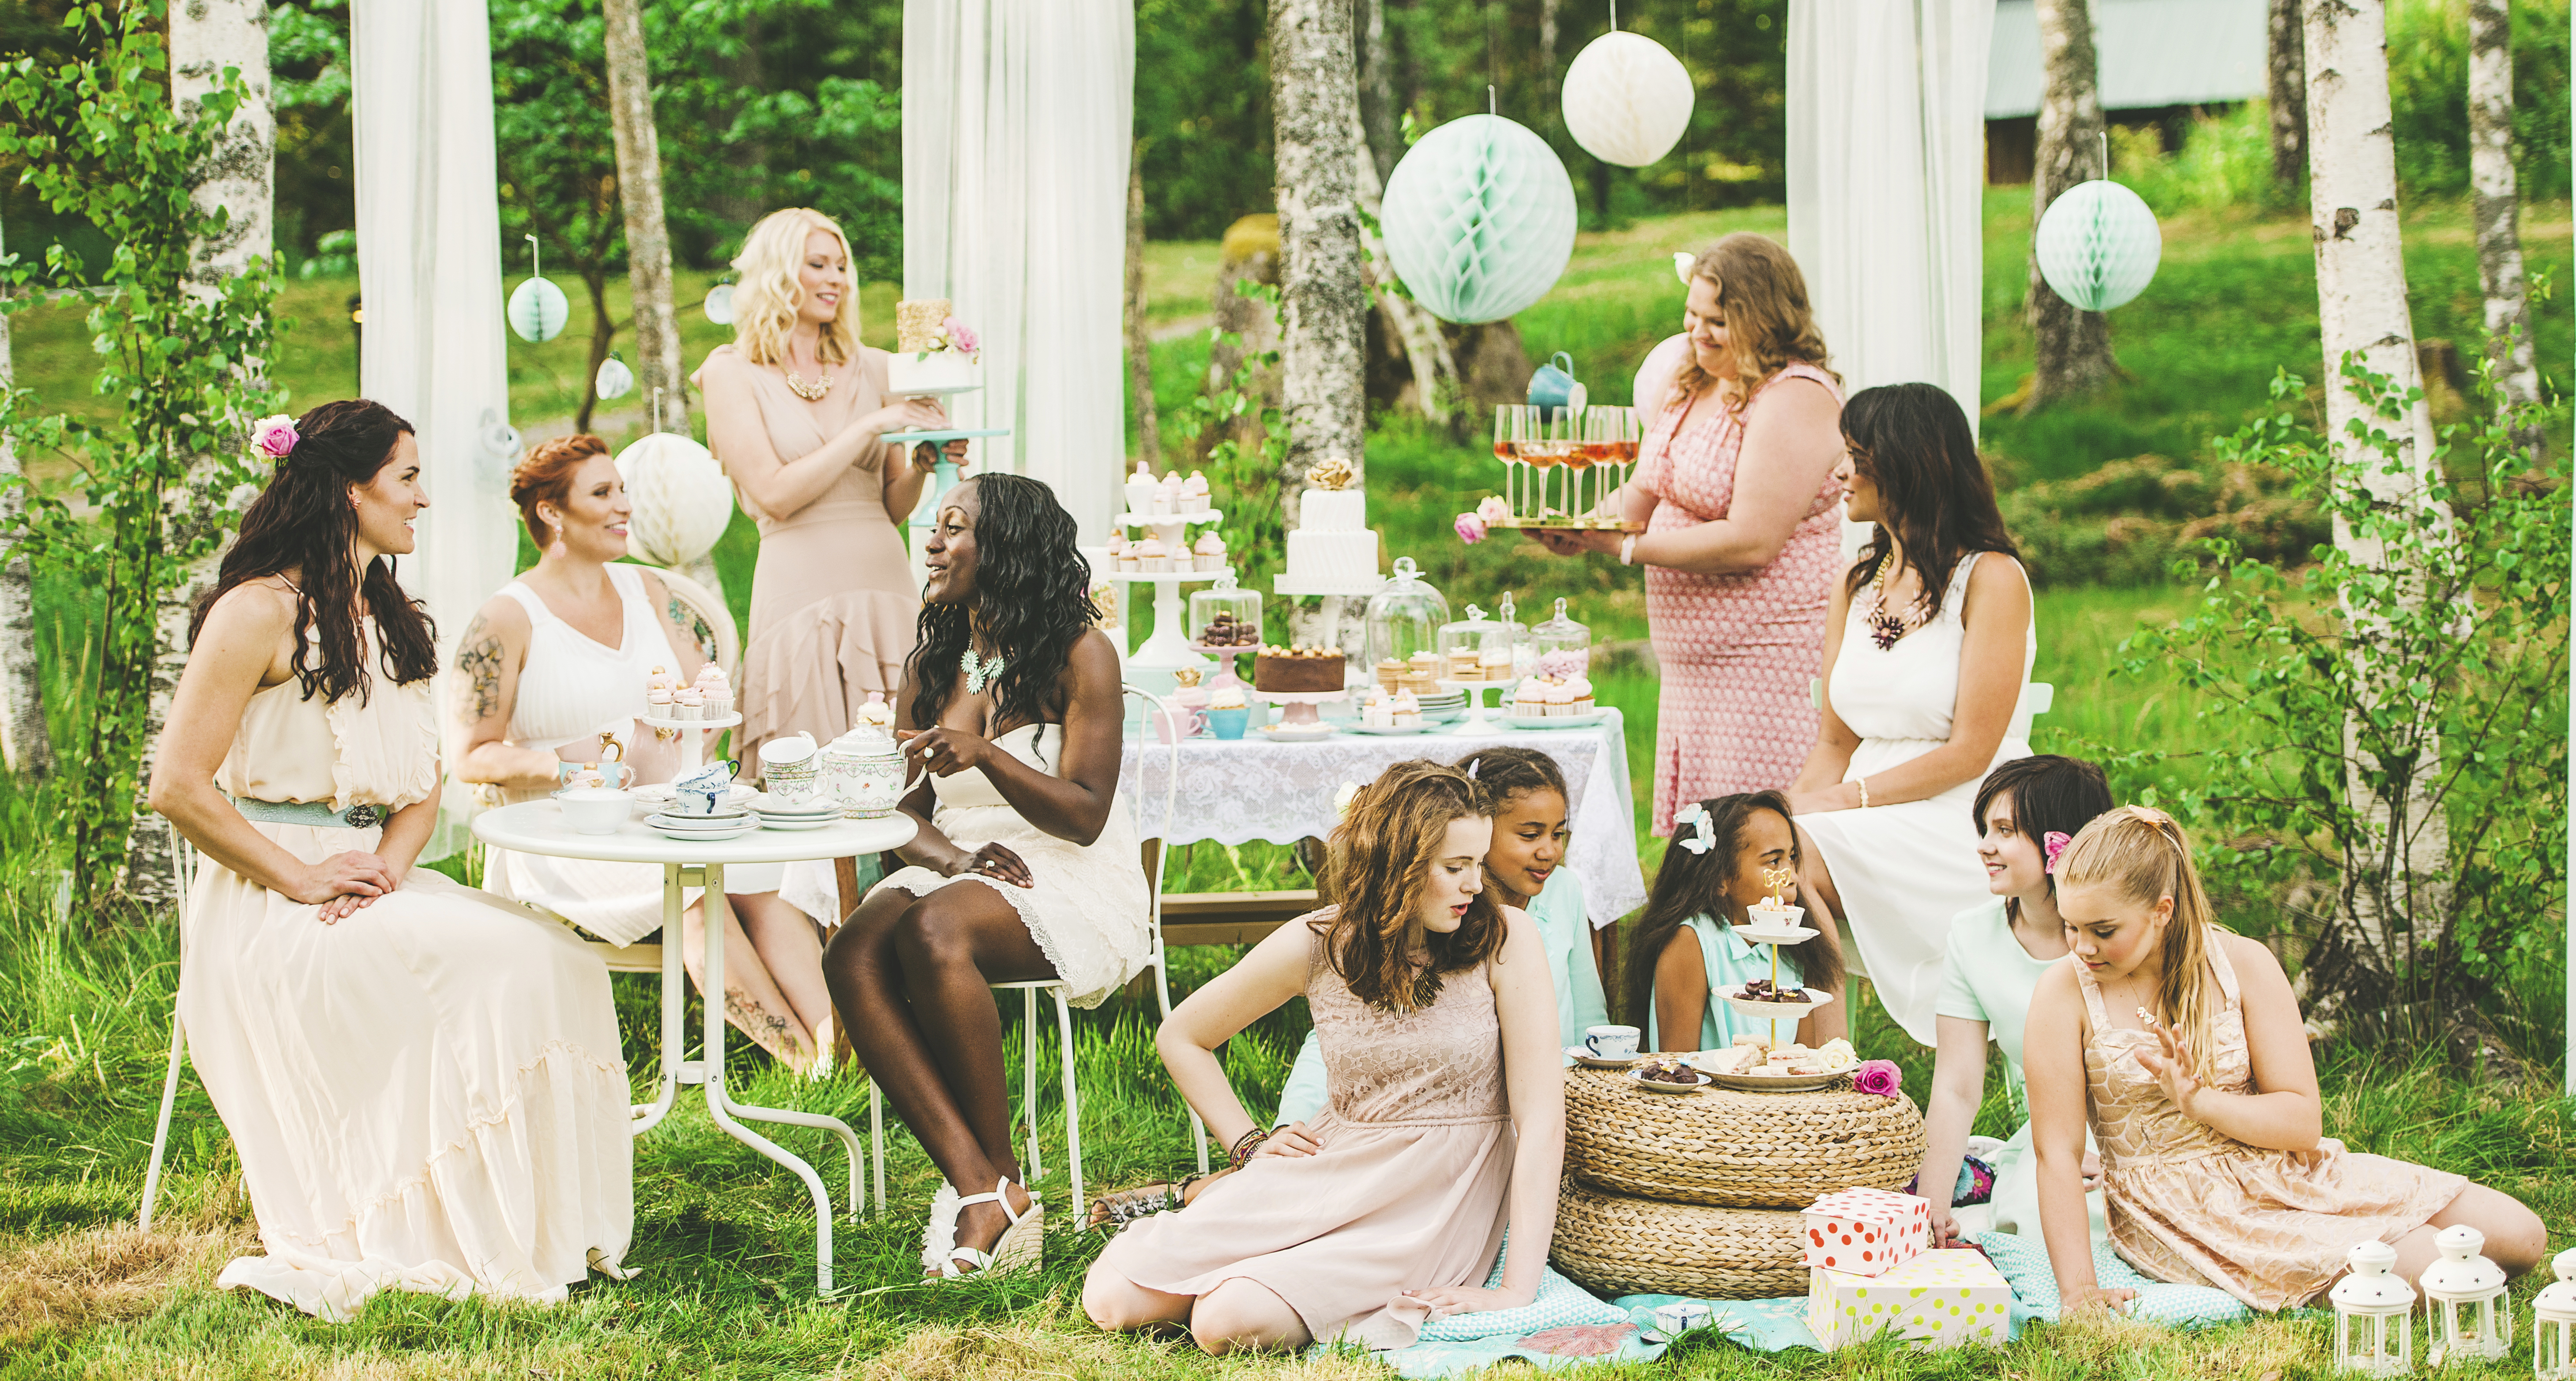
(928, 1177, 1043, 1279)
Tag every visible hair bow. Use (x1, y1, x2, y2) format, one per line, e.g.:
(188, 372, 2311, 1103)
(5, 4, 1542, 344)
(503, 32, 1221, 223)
(2042, 830, 2072, 876)
(1673, 802, 1716, 855)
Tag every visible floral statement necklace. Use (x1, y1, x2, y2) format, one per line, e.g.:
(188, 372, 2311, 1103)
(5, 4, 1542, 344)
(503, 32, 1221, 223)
(961, 647, 1007, 695)
(1864, 554, 1916, 651)
(783, 365, 835, 402)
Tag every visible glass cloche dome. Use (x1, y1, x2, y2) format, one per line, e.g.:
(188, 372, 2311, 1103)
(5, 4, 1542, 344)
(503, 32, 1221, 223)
(1530, 597, 1593, 680)
(1364, 557, 1449, 693)
(1189, 573, 1262, 649)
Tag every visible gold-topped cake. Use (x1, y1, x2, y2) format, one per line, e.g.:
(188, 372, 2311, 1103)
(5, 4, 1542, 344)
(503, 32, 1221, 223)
(887, 297, 980, 396)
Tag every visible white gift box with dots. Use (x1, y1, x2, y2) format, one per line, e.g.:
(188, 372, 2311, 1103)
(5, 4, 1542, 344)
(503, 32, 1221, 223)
(1801, 1186, 1932, 1276)
(1806, 1248, 2012, 1351)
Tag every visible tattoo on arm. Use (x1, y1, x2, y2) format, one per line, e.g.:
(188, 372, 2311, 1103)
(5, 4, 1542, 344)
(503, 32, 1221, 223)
(453, 616, 506, 725)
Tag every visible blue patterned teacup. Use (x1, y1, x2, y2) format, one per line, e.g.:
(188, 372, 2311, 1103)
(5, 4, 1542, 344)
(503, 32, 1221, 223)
(673, 759, 740, 816)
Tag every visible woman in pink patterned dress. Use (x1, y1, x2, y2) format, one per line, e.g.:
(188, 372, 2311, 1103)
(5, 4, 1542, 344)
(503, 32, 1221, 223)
(1532, 234, 1845, 835)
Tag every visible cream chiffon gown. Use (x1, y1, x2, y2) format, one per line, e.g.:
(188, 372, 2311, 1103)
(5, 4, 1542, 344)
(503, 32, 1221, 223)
(181, 631, 633, 1320)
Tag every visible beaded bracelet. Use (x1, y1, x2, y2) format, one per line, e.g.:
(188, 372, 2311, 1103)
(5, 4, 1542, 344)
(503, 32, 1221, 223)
(1227, 1127, 1269, 1170)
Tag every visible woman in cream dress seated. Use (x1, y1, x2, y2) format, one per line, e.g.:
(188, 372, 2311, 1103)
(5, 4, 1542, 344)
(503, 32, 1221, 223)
(147, 400, 632, 1320)
(1784, 383, 2034, 1045)
(453, 433, 830, 1071)
(822, 474, 1150, 1279)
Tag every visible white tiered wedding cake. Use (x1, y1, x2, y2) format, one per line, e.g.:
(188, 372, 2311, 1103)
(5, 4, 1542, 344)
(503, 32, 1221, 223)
(885, 298, 980, 396)
(1277, 456, 1381, 595)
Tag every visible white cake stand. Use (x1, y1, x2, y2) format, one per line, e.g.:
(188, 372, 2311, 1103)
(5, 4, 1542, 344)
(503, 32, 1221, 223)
(640, 710, 742, 775)
(1436, 680, 1513, 738)
(1720, 903, 1835, 1024)
(1249, 687, 1348, 730)
(1107, 565, 1233, 690)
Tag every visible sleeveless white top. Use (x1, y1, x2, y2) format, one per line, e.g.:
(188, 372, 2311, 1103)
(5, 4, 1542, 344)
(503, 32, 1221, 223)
(1825, 550, 2036, 753)
(499, 565, 666, 753)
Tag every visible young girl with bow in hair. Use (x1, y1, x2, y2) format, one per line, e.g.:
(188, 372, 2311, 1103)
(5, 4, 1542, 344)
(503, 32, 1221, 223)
(1629, 791, 1846, 1051)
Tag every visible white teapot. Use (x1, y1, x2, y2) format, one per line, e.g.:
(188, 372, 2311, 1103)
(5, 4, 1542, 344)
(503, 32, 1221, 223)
(820, 721, 924, 819)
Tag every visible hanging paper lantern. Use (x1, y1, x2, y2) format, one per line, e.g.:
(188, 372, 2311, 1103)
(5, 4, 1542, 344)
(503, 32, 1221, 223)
(2034, 180, 2162, 312)
(1381, 114, 1579, 325)
(507, 275, 569, 343)
(615, 432, 734, 569)
(1561, 30, 1695, 167)
(703, 282, 736, 326)
(594, 353, 635, 401)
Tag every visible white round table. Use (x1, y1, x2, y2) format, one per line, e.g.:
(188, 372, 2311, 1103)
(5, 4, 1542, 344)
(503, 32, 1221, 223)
(473, 798, 916, 1293)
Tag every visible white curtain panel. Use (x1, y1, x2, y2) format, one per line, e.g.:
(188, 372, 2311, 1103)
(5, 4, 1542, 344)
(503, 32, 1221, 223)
(351, 0, 518, 648)
(903, 0, 1133, 542)
(1786, 0, 1995, 433)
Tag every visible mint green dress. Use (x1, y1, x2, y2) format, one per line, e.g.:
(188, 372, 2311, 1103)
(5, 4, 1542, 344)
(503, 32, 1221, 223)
(1275, 868, 1604, 1126)
(1643, 914, 1805, 1052)
(1934, 897, 2107, 1251)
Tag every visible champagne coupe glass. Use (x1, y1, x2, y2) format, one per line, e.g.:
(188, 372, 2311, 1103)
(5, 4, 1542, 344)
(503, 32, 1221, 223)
(1493, 404, 1535, 517)
(1523, 406, 1564, 519)
(1609, 406, 1641, 522)
(1563, 407, 1598, 521)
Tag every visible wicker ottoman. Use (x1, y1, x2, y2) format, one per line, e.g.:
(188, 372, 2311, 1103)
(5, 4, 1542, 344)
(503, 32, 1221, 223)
(1550, 1179, 1810, 1299)
(1563, 1069, 1926, 1208)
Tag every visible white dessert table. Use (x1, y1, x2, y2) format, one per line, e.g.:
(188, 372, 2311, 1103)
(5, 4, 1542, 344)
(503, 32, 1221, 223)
(473, 798, 916, 1294)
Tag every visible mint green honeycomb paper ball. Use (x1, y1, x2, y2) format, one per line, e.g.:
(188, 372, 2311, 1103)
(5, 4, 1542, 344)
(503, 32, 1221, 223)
(508, 275, 570, 343)
(1382, 113, 1578, 325)
(2034, 179, 2162, 312)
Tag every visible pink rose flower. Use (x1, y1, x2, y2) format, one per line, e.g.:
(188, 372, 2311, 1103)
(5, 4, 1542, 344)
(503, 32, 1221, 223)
(1476, 495, 1512, 523)
(1454, 512, 1487, 544)
(1852, 1059, 1902, 1098)
(250, 413, 299, 459)
(941, 316, 979, 357)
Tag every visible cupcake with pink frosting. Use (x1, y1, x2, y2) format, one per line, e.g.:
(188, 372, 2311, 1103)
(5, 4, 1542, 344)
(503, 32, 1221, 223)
(1192, 531, 1227, 572)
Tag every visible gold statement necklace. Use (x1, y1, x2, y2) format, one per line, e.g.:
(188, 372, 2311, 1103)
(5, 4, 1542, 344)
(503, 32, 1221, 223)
(783, 340, 835, 402)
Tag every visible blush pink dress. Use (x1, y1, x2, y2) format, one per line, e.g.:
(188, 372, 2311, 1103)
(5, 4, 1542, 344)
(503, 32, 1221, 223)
(2077, 933, 2465, 1310)
(1095, 912, 1515, 1350)
(1637, 362, 1845, 833)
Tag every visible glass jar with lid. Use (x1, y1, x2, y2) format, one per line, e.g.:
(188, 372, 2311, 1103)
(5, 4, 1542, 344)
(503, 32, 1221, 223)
(1440, 603, 1519, 684)
(1494, 591, 1535, 680)
(1188, 573, 1263, 649)
(1364, 557, 1449, 693)
(1531, 597, 1592, 680)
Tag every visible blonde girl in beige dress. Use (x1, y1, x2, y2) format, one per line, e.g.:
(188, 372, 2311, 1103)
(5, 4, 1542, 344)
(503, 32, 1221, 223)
(147, 401, 632, 1321)
(2025, 806, 2545, 1313)
(454, 433, 829, 1070)
(1085, 762, 1566, 1355)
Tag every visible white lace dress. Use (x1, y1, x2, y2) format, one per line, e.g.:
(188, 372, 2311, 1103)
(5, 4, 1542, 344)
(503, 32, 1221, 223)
(866, 722, 1150, 1006)
(1798, 552, 2034, 1043)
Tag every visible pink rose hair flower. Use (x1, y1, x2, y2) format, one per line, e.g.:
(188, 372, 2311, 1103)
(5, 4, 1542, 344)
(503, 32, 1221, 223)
(250, 413, 299, 460)
(1476, 495, 1511, 523)
(1454, 512, 1487, 544)
(940, 316, 979, 357)
(2042, 830, 2072, 876)
(1852, 1059, 1902, 1098)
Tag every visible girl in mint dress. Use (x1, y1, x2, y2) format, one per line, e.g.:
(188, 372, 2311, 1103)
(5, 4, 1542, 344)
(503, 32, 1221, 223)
(1631, 791, 1840, 1052)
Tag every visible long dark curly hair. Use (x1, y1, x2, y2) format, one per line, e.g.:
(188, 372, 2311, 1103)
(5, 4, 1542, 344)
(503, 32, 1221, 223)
(188, 399, 439, 703)
(1839, 382, 2019, 624)
(1318, 760, 1507, 1013)
(907, 474, 1101, 732)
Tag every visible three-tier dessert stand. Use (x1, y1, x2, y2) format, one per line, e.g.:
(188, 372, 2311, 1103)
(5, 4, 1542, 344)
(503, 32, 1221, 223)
(1722, 867, 1835, 1027)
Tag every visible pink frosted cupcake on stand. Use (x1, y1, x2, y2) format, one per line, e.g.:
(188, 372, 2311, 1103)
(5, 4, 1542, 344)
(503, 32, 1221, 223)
(695, 664, 733, 719)
(1136, 536, 1170, 573)
(1183, 470, 1212, 515)
(674, 686, 704, 721)
(1193, 531, 1227, 572)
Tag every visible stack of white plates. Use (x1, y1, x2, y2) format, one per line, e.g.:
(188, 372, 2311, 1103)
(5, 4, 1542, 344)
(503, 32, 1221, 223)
(752, 794, 842, 832)
(645, 805, 756, 841)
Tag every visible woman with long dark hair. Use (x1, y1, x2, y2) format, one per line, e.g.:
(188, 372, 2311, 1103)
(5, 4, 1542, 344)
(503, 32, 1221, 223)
(821, 473, 1148, 1279)
(147, 400, 632, 1320)
(1784, 381, 2035, 1044)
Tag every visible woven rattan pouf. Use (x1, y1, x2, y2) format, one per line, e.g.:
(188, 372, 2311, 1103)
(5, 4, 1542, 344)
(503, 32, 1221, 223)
(1563, 1069, 1927, 1208)
(1550, 1179, 1809, 1298)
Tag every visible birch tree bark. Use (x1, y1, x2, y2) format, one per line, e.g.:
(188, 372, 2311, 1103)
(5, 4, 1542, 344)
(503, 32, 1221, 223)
(2468, 0, 2540, 447)
(1125, 146, 1162, 469)
(2305, 0, 2451, 1022)
(602, 0, 689, 437)
(132, 0, 273, 903)
(1271, 0, 1371, 648)
(0, 215, 52, 779)
(1351, 108, 1459, 427)
(2021, 0, 2117, 413)
(1358, 0, 1399, 184)
(2269, 0, 2308, 188)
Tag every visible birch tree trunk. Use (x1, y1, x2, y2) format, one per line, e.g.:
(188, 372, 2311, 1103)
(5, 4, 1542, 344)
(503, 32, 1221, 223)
(1125, 147, 1162, 468)
(0, 215, 52, 779)
(1358, 0, 1399, 184)
(1271, 0, 1371, 649)
(2269, 0, 2309, 188)
(1351, 108, 1459, 428)
(2022, 0, 2117, 413)
(2305, 0, 2451, 1024)
(2468, 0, 2540, 447)
(132, 0, 272, 903)
(602, 0, 688, 437)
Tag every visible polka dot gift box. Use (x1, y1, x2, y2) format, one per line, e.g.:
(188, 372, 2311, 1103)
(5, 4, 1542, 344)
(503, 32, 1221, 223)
(1800, 1186, 1931, 1276)
(1806, 1247, 2012, 1351)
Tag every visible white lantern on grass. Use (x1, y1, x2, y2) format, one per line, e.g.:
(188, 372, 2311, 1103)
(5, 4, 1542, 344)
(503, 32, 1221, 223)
(1561, 30, 1694, 167)
(2422, 1224, 2512, 1365)
(2534, 1248, 2576, 1380)
(2331, 1240, 2414, 1377)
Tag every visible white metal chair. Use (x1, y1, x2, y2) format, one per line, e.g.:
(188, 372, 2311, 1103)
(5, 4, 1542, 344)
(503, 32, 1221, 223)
(864, 683, 1196, 1227)
(139, 833, 199, 1230)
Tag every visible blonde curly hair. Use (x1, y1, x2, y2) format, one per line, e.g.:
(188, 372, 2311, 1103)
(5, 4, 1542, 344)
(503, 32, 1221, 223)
(729, 207, 862, 369)
(1669, 232, 1836, 414)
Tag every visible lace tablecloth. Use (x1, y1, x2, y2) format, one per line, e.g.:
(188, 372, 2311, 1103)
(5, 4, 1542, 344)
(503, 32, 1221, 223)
(1118, 710, 1646, 925)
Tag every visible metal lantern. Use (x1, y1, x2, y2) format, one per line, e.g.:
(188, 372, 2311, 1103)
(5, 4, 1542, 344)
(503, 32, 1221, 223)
(1380, 113, 1578, 324)
(1560, 29, 1694, 167)
(2033, 179, 2162, 313)
(2423, 1224, 2512, 1365)
(594, 353, 635, 402)
(615, 431, 734, 570)
(703, 281, 737, 326)
(507, 236, 569, 343)
(2331, 1240, 2414, 1377)
(2535, 1248, 2576, 1380)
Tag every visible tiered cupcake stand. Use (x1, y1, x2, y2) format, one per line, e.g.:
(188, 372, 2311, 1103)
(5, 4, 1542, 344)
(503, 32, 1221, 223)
(1709, 877, 1836, 1087)
(642, 708, 741, 777)
(1113, 508, 1232, 692)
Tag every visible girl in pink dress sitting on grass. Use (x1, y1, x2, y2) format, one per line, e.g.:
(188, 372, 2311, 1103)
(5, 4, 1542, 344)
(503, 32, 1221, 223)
(2025, 806, 2546, 1312)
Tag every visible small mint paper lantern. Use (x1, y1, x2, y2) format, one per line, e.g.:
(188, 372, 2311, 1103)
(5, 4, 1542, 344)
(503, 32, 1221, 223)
(703, 282, 736, 326)
(1381, 113, 1578, 325)
(507, 235, 570, 343)
(2034, 179, 2162, 312)
(594, 353, 635, 401)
